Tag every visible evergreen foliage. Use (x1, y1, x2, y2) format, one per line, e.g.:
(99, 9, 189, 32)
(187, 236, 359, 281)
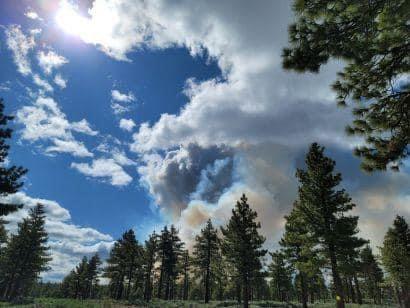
(0, 98, 27, 251)
(295, 143, 361, 308)
(61, 254, 101, 299)
(221, 194, 267, 308)
(192, 219, 219, 303)
(0, 204, 50, 301)
(283, 0, 410, 171)
(380, 216, 410, 307)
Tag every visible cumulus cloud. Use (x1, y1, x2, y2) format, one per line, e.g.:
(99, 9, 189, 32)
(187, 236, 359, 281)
(16, 96, 95, 157)
(71, 158, 132, 186)
(5, 25, 36, 76)
(63, 0, 406, 249)
(111, 90, 135, 103)
(37, 50, 69, 75)
(119, 118, 136, 131)
(1, 192, 114, 281)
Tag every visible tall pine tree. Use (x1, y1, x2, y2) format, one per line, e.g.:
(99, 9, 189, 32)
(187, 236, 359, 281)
(143, 231, 157, 302)
(296, 143, 359, 308)
(360, 246, 383, 305)
(221, 194, 267, 308)
(0, 204, 50, 300)
(192, 219, 219, 303)
(380, 216, 410, 307)
(280, 202, 322, 308)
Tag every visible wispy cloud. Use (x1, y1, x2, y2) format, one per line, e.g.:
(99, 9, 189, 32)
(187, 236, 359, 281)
(37, 50, 69, 75)
(5, 25, 36, 76)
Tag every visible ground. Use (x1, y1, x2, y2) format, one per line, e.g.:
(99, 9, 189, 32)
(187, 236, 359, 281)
(0, 299, 397, 307)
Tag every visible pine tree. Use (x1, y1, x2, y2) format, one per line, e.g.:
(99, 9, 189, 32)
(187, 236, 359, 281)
(282, 0, 410, 171)
(104, 230, 143, 300)
(86, 254, 101, 299)
(157, 225, 184, 300)
(181, 250, 190, 301)
(360, 246, 383, 305)
(269, 250, 293, 302)
(221, 194, 267, 308)
(192, 219, 219, 303)
(143, 232, 157, 302)
(296, 143, 360, 308)
(0, 98, 27, 251)
(280, 202, 322, 308)
(0, 204, 50, 300)
(380, 216, 410, 307)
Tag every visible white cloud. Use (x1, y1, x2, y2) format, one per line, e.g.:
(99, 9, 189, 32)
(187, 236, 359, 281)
(110, 90, 136, 114)
(54, 74, 67, 89)
(32, 74, 53, 93)
(119, 118, 136, 131)
(46, 139, 93, 157)
(25, 10, 42, 21)
(30, 28, 42, 36)
(5, 25, 36, 76)
(1, 192, 114, 281)
(111, 89, 135, 103)
(71, 158, 132, 186)
(71, 119, 98, 136)
(37, 50, 69, 75)
(16, 96, 95, 158)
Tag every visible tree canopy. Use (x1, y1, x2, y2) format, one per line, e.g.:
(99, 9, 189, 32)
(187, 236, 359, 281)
(283, 0, 410, 171)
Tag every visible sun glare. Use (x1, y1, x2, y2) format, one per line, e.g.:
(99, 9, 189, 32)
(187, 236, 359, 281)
(55, 1, 87, 37)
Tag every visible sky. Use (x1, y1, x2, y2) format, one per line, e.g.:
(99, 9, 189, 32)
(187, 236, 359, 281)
(0, 0, 409, 282)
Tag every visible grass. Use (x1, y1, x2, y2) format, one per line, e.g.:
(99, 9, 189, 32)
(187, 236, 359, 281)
(0, 298, 397, 307)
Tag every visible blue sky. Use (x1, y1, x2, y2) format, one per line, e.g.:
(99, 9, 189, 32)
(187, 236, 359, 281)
(0, 0, 409, 281)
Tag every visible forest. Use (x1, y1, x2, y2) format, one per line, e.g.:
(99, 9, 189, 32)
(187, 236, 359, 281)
(0, 0, 409, 307)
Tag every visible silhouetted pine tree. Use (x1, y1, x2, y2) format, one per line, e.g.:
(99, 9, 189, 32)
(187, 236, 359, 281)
(143, 231, 157, 302)
(104, 229, 143, 300)
(157, 225, 183, 300)
(181, 250, 189, 300)
(0, 99, 27, 250)
(380, 216, 410, 307)
(221, 194, 267, 308)
(60, 254, 101, 299)
(269, 250, 293, 302)
(296, 143, 359, 308)
(0, 204, 50, 300)
(360, 246, 383, 305)
(192, 219, 219, 303)
(337, 234, 367, 304)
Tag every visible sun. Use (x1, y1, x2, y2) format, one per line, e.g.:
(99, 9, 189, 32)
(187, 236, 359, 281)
(55, 1, 87, 37)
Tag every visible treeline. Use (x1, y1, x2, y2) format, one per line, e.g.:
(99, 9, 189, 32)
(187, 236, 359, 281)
(57, 143, 410, 308)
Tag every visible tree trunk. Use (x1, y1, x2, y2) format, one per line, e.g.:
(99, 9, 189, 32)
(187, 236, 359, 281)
(353, 273, 362, 305)
(205, 250, 211, 303)
(329, 244, 345, 308)
(300, 273, 308, 308)
(348, 277, 356, 303)
(243, 276, 249, 308)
